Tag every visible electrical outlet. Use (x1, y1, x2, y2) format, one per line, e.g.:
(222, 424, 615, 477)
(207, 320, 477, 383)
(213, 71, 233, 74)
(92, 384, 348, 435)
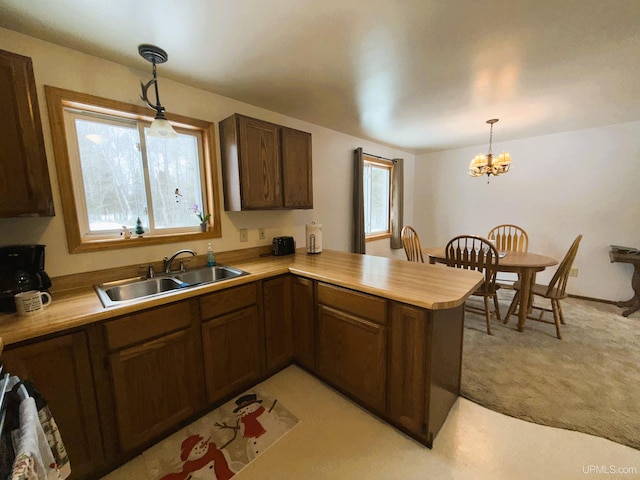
(259, 227, 265, 240)
(570, 268, 578, 277)
(240, 228, 248, 242)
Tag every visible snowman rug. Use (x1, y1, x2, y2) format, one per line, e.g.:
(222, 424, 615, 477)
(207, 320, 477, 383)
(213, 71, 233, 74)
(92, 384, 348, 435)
(143, 389, 299, 479)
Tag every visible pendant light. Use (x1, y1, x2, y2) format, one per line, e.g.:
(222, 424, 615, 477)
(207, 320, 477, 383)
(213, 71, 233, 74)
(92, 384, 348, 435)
(468, 119, 511, 180)
(138, 44, 178, 138)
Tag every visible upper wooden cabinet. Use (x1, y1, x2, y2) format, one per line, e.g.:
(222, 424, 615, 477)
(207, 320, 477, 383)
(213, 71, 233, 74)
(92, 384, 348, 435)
(219, 113, 313, 210)
(0, 49, 54, 217)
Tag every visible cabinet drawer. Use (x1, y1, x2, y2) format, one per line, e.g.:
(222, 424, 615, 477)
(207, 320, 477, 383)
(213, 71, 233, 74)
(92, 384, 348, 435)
(200, 283, 257, 320)
(104, 301, 193, 350)
(317, 282, 387, 325)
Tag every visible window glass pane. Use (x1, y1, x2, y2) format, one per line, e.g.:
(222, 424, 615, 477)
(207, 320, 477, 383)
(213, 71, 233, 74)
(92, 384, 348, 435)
(363, 164, 372, 234)
(370, 166, 390, 233)
(145, 131, 203, 229)
(74, 118, 146, 232)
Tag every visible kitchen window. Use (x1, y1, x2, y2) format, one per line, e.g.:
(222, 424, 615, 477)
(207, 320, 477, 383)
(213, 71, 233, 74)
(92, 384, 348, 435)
(363, 155, 392, 240)
(45, 86, 221, 253)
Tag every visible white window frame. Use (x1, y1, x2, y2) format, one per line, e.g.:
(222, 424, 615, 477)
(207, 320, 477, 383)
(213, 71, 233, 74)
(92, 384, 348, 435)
(363, 155, 393, 240)
(45, 86, 221, 253)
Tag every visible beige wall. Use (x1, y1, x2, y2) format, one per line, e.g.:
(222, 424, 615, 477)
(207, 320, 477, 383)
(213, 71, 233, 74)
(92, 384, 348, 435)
(413, 122, 640, 301)
(6, 27, 634, 301)
(0, 28, 415, 277)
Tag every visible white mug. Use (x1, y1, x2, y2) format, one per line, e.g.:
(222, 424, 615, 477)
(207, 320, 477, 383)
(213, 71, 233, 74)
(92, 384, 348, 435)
(14, 290, 52, 316)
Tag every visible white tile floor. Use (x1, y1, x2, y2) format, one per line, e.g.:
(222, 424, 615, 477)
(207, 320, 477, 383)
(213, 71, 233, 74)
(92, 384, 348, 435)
(102, 365, 640, 480)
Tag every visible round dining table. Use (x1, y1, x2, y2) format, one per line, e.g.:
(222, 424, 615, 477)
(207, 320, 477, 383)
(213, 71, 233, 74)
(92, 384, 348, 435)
(423, 247, 558, 332)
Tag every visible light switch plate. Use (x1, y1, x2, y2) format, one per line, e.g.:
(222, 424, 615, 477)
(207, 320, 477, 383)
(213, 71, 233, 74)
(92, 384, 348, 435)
(240, 228, 248, 242)
(259, 228, 265, 240)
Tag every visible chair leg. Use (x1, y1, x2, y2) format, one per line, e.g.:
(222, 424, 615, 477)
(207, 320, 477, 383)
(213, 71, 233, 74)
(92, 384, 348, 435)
(492, 294, 501, 321)
(551, 299, 562, 339)
(483, 296, 492, 335)
(557, 300, 565, 324)
(504, 290, 520, 324)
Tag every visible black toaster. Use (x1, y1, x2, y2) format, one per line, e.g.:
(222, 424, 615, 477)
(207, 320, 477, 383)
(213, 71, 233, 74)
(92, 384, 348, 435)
(272, 236, 295, 256)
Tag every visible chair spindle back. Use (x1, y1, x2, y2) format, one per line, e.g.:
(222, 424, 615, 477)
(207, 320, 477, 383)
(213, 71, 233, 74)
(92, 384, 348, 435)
(488, 224, 529, 252)
(401, 226, 424, 263)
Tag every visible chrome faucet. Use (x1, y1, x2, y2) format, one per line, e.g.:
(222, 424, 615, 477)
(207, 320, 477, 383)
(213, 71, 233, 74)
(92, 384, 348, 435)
(163, 249, 197, 274)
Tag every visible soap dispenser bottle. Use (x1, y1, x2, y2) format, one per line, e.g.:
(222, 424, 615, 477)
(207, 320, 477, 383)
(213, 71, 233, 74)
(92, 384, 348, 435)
(207, 242, 216, 267)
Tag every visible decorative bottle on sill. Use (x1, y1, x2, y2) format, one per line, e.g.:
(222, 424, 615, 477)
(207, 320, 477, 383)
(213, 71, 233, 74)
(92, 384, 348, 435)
(207, 242, 216, 267)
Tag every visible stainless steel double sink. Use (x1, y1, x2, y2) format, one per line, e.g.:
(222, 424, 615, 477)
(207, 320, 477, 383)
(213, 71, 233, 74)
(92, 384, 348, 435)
(95, 265, 249, 307)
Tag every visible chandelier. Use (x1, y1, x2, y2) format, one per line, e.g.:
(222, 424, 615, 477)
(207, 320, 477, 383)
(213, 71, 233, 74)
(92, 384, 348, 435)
(138, 44, 178, 138)
(468, 118, 511, 180)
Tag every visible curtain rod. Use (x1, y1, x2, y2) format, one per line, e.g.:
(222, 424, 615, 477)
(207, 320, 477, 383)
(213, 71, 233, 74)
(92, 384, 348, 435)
(363, 152, 397, 163)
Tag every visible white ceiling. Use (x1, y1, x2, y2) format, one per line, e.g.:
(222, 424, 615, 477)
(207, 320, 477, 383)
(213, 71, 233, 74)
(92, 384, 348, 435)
(1, 0, 639, 154)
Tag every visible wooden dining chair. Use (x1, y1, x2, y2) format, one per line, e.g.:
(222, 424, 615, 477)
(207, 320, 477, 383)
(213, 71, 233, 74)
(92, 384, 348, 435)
(503, 234, 583, 339)
(445, 235, 500, 334)
(401, 226, 424, 263)
(487, 224, 529, 252)
(488, 224, 529, 289)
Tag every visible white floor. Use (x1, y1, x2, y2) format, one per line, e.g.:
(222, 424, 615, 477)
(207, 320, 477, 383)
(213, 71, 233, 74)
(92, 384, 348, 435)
(102, 365, 640, 480)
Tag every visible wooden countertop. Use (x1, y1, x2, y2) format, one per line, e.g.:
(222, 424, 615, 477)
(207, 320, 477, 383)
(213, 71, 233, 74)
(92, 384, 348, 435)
(0, 249, 482, 346)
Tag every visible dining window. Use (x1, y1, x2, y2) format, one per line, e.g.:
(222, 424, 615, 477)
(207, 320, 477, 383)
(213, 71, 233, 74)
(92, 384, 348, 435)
(363, 155, 392, 239)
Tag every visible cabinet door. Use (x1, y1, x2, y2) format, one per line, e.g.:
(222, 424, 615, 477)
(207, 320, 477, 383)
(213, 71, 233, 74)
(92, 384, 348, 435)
(3, 332, 104, 478)
(388, 302, 427, 438)
(317, 305, 386, 413)
(202, 306, 263, 403)
(0, 49, 54, 217)
(263, 276, 293, 372)
(238, 115, 282, 209)
(109, 328, 203, 451)
(281, 127, 313, 208)
(292, 276, 315, 371)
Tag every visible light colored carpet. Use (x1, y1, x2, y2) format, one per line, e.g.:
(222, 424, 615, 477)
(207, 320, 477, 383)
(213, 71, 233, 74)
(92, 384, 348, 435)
(461, 290, 640, 450)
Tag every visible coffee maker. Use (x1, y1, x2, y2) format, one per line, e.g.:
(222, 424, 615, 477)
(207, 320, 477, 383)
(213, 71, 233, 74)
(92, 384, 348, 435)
(0, 244, 52, 313)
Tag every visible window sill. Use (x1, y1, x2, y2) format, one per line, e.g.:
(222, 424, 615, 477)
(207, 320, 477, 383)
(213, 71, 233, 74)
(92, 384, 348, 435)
(69, 228, 221, 253)
(365, 233, 391, 242)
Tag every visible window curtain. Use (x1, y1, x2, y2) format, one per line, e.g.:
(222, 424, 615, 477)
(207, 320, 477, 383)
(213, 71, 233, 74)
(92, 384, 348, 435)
(390, 158, 404, 249)
(352, 147, 366, 254)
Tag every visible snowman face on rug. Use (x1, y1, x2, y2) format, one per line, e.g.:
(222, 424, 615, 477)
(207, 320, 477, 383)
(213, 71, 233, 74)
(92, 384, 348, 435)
(236, 402, 262, 418)
(186, 437, 212, 461)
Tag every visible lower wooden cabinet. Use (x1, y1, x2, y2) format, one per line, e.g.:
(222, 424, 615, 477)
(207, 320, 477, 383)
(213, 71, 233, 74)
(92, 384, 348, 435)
(387, 302, 465, 446)
(316, 283, 387, 413)
(291, 276, 315, 371)
(3, 332, 104, 479)
(104, 301, 204, 452)
(201, 283, 263, 403)
(262, 275, 293, 372)
(387, 302, 428, 437)
(0, 272, 466, 479)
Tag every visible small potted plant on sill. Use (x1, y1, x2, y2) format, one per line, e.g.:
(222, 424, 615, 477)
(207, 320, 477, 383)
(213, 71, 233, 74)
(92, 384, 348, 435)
(192, 204, 210, 232)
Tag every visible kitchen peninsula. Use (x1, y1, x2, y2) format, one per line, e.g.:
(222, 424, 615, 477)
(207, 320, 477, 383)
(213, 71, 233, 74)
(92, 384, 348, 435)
(0, 249, 481, 479)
